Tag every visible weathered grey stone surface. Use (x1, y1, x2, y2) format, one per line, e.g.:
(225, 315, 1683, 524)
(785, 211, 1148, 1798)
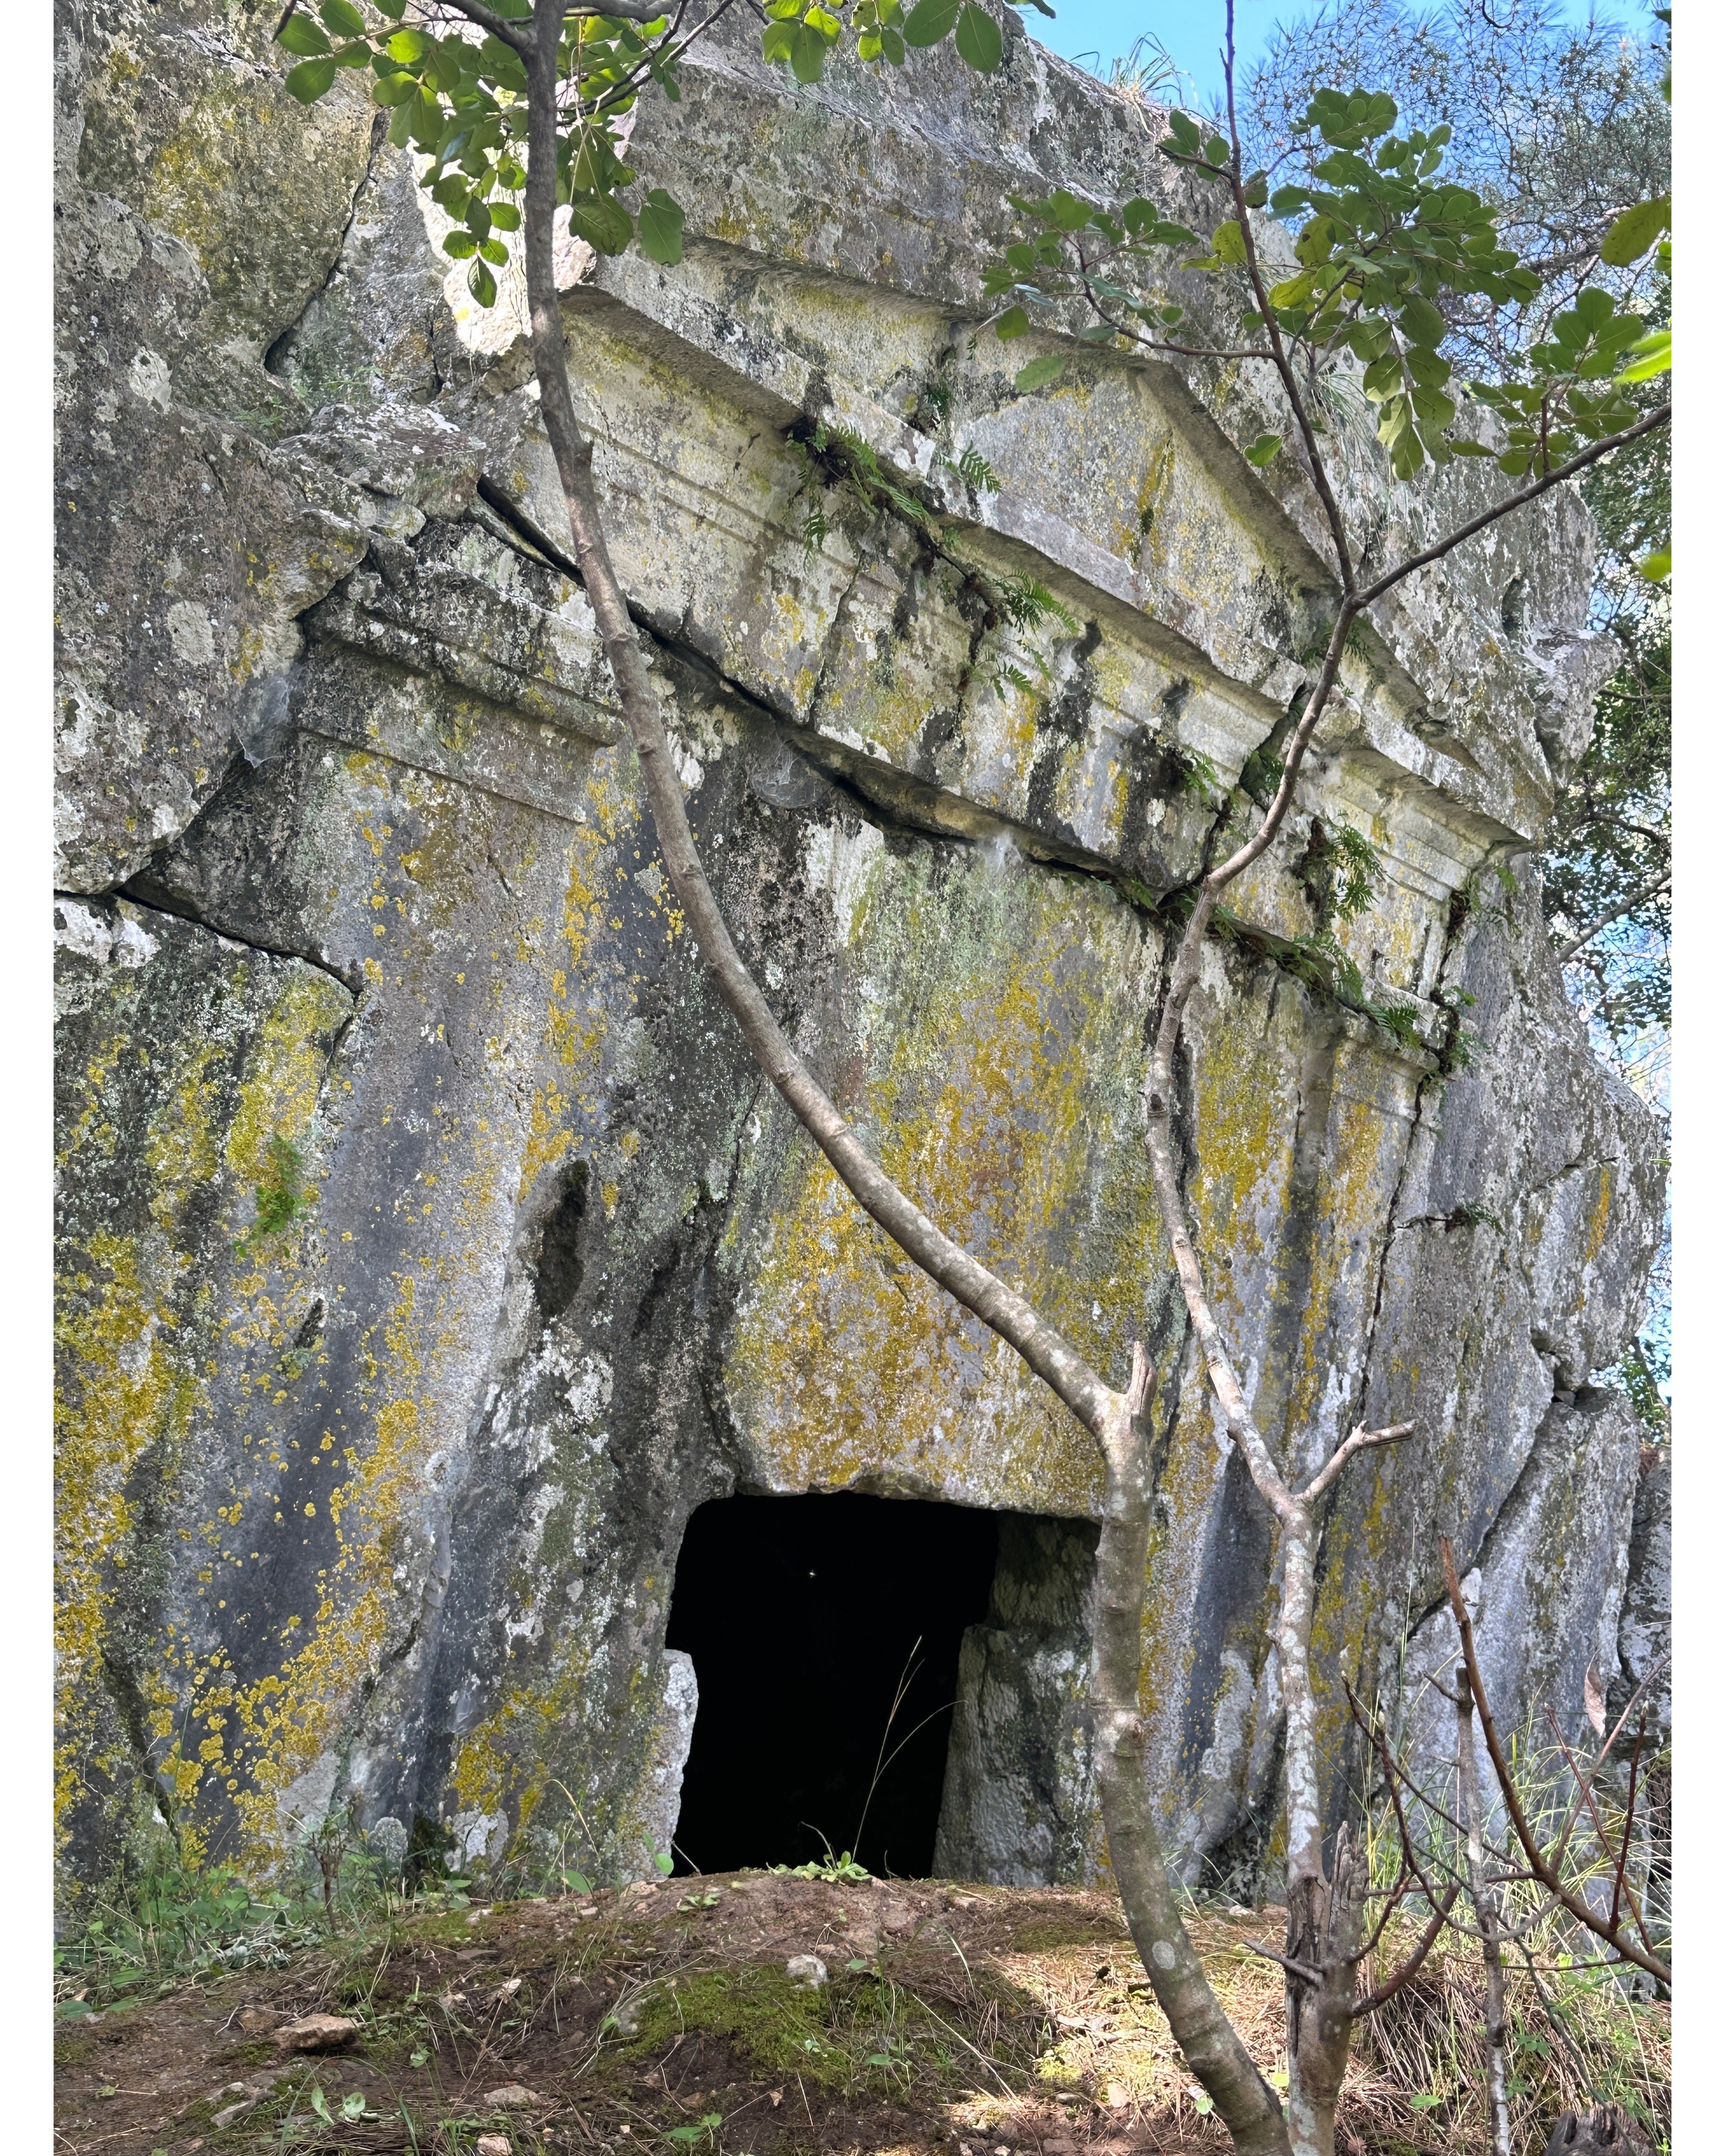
(55, 0, 1664, 1900)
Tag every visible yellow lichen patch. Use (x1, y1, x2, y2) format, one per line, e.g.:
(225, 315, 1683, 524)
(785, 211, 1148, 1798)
(723, 856, 1160, 1514)
(1582, 1162, 1616, 1272)
(53, 1231, 196, 1852)
(223, 969, 352, 1192)
(517, 1083, 575, 1202)
(143, 1035, 222, 1231)
(1185, 985, 1296, 1290)
(185, 1295, 433, 1869)
(450, 1637, 595, 1830)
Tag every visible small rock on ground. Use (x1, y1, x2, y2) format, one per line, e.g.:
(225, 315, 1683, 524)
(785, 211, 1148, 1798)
(273, 2013, 359, 2054)
(785, 1954, 827, 1988)
(480, 2083, 541, 2108)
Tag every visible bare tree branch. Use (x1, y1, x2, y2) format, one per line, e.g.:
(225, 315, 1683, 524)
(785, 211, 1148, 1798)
(1350, 1884, 1461, 2018)
(1540, 1705, 1659, 1964)
(427, 0, 540, 51)
(1554, 873, 1671, 963)
(1438, 1536, 1669, 1982)
(1357, 405, 1670, 607)
(1302, 1422, 1415, 1504)
(1608, 1716, 1648, 1935)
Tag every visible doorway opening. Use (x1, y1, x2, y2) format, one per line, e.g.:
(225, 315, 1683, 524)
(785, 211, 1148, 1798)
(664, 1491, 998, 1877)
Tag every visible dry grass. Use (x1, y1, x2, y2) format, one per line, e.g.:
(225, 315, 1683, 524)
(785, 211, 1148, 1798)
(982, 1905, 1667, 2156)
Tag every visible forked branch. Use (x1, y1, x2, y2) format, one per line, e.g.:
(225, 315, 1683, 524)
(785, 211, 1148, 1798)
(1438, 1537, 1669, 1983)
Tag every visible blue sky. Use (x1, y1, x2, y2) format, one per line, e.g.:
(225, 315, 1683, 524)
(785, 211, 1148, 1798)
(1023, 0, 1623, 109)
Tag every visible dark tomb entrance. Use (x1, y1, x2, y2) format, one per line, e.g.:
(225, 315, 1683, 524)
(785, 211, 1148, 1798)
(664, 1492, 998, 1877)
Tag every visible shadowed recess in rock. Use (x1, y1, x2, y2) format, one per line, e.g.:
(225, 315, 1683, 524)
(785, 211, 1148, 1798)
(665, 1492, 1000, 1878)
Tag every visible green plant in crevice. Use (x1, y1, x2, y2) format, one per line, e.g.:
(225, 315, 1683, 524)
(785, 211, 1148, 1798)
(1297, 811, 1385, 925)
(788, 416, 1081, 702)
(945, 441, 1000, 495)
(234, 1134, 310, 1257)
(913, 352, 1002, 495)
(1167, 740, 1222, 807)
(790, 417, 941, 544)
(918, 364, 956, 432)
(1368, 996, 1422, 1051)
(1432, 983, 1479, 1075)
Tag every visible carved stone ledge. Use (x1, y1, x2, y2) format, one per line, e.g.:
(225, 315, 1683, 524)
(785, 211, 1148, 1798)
(305, 536, 621, 744)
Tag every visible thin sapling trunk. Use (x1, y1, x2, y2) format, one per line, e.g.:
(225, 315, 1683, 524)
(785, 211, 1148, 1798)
(1454, 1661, 1513, 2156)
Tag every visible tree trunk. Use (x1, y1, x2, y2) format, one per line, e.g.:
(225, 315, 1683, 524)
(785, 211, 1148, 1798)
(1093, 1380, 1293, 2154)
(1277, 1512, 1364, 2156)
(514, 5, 1287, 2145)
(1457, 1675, 1513, 2156)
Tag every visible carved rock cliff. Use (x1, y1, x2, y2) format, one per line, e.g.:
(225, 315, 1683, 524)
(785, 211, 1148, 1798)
(55, 0, 1663, 1898)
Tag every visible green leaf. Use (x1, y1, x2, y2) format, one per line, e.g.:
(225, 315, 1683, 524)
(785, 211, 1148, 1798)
(1637, 548, 1671, 582)
(284, 53, 338, 101)
(1211, 220, 1247, 265)
(1014, 353, 1065, 392)
(467, 257, 498, 307)
(1389, 426, 1425, 480)
(880, 26, 906, 61)
(1570, 285, 1615, 333)
(1046, 188, 1092, 232)
(1616, 329, 1670, 383)
(1376, 392, 1412, 446)
(994, 304, 1029, 339)
(805, 4, 842, 36)
(639, 188, 685, 265)
(789, 21, 826, 77)
(442, 229, 479, 258)
(384, 27, 433, 61)
(1600, 195, 1670, 268)
(488, 201, 521, 231)
(478, 237, 509, 265)
(1243, 432, 1281, 466)
(278, 11, 332, 57)
(954, 2, 1001, 70)
(371, 69, 417, 105)
(1267, 272, 1314, 309)
(903, 0, 960, 44)
(1164, 109, 1201, 152)
(568, 192, 634, 254)
(319, 0, 367, 33)
(761, 20, 795, 60)
(653, 1850, 676, 1875)
(1397, 291, 1445, 346)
